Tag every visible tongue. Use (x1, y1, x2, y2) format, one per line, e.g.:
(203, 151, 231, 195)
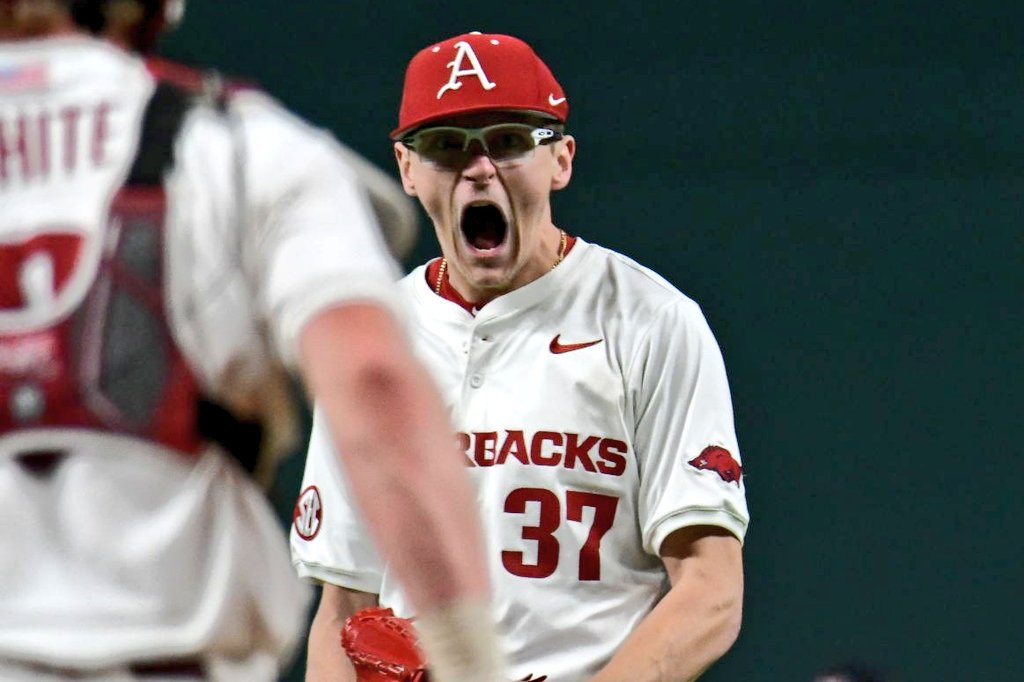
(465, 208, 505, 250)
(472, 225, 502, 250)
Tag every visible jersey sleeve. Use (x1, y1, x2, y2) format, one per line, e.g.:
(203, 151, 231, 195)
(229, 91, 409, 367)
(165, 91, 414, 395)
(629, 298, 750, 555)
(290, 406, 385, 593)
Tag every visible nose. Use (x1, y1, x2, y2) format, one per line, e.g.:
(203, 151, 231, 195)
(461, 144, 498, 183)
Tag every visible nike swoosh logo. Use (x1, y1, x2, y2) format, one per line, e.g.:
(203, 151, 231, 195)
(549, 334, 603, 354)
(548, 94, 567, 106)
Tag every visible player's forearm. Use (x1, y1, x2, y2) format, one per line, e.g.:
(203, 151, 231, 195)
(591, 583, 741, 682)
(306, 604, 357, 682)
(298, 303, 491, 610)
(306, 585, 377, 682)
(590, 532, 744, 682)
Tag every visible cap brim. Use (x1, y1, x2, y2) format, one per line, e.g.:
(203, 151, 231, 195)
(391, 108, 564, 140)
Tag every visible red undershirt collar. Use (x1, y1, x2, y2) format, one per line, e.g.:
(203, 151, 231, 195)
(425, 234, 578, 316)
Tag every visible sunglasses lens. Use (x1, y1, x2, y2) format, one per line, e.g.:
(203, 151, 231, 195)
(408, 125, 551, 168)
(413, 128, 470, 167)
(482, 126, 535, 162)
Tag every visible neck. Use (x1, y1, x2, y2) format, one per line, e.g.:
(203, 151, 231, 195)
(436, 229, 572, 308)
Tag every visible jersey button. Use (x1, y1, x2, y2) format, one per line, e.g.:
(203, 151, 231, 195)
(469, 373, 484, 388)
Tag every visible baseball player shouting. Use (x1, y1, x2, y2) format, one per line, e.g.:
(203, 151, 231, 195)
(0, 5, 506, 681)
(292, 31, 749, 682)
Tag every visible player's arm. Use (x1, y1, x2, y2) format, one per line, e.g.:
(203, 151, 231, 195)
(298, 304, 490, 609)
(592, 298, 748, 681)
(298, 304, 506, 682)
(589, 525, 743, 682)
(306, 584, 379, 682)
(233, 98, 507, 680)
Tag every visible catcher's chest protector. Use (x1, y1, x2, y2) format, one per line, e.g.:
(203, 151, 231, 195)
(0, 79, 203, 454)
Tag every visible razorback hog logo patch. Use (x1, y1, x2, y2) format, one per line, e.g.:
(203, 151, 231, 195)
(688, 446, 743, 486)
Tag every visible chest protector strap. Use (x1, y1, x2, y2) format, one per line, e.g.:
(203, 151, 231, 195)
(2, 75, 268, 468)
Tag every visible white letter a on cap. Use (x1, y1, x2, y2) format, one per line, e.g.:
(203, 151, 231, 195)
(437, 40, 497, 99)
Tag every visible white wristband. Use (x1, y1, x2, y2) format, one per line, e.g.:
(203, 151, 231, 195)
(414, 599, 509, 682)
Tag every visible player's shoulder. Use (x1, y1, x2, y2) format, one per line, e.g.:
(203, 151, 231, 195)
(169, 71, 352, 191)
(145, 56, 257, 99)
(218, 79, 328, 145)
(397, 263, 431, 301)
(577, 239, 703, 317)
(138, 55, 324, 156)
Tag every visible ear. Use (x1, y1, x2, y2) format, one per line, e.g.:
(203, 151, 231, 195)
(550, 135, 575, 191)
(393, 142, 417, 196)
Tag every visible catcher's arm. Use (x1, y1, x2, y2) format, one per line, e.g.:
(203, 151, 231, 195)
(307, 584, 379, 682)
(298, 306, 492, 606)
(589, 526, 743, 682)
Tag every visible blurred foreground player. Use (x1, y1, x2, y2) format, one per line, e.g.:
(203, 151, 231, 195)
(294, 31, 748, 682)
(0, 3, 504, 680)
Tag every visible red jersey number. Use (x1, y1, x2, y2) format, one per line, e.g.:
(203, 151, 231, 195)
(0, 230, 85, 313)
(502, 487, 619, 581)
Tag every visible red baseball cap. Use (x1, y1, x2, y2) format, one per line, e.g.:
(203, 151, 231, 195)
(391, 31, 568, 139)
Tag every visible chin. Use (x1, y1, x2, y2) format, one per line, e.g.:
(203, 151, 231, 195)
(463, 262, 518, 293)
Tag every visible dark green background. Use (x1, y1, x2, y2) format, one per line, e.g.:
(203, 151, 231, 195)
(163, 2, 1021, 680)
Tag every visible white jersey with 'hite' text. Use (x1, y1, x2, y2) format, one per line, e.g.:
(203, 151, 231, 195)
(292, 238, 750, 682)
(0, 36, 408, 676)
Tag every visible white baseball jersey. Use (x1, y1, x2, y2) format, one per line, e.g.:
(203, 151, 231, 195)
(292, 238, 749, 681)
(0, 36, 407, 676)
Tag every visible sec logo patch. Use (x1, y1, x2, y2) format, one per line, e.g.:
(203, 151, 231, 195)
(292, 485, 323, 540)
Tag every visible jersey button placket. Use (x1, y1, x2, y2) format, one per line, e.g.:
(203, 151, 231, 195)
(465, 323, 490, 390)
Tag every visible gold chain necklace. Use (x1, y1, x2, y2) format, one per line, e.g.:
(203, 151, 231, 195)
(434, 229, 567, 296)
(434, 258, 448, 295)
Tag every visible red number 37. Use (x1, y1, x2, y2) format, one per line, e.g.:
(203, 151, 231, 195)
(502, 487, 618, 581)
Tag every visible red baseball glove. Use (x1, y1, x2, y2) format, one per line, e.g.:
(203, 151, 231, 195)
(340, 606, 548, 682)
(341, 607, 429, 682)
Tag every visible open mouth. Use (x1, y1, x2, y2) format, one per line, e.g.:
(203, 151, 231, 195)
(460, 203, 508, 252)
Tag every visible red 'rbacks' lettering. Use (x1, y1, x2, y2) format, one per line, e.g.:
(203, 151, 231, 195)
(459, 429, 628, 477)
